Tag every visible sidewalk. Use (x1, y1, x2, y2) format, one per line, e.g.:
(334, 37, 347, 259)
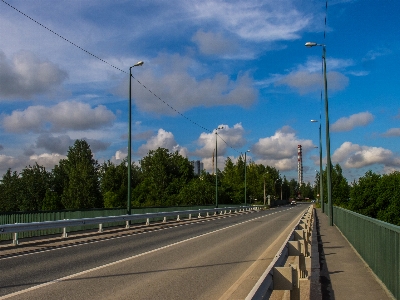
(315, 208, 394, 300)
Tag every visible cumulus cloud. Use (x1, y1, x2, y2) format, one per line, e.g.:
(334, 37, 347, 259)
(36, 134, 73, 154)
(192, 30, 239, 56)
(0, 154, 20, 172)
(122, 53, 258, 115)
(137, 128, 188, 157)
(0, 152, 66, 176)
(382, 128, 400, 137)
(271, 56, 353, 94)
(275, 71, 349, 94)
(194, 123, 246, 158)
(2, 101, 116, 133)
(0, 51, 68, 99)
(332, 142, 400, 169)
(28, 153, 67, 169)
(252, 126, 314, 171)
(35, 133, 110, 155)
(331, 112, 374, 132)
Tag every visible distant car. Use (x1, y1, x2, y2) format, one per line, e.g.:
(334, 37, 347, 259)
(290, 200, 296, 205)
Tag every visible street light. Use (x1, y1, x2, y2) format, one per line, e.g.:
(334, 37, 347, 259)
(244, 150, 250, 206)
(215, 126, 223, 208)
(311, 119, 324, 213)
(127, 61, 144, 219)
(306, 41, 332, 226)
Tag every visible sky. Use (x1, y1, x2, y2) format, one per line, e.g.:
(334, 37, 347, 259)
(0, 0, 399, 184)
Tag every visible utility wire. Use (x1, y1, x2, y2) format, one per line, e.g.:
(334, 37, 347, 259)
(1, 0, 242, 154)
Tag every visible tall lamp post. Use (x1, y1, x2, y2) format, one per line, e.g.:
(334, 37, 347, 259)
(306, 42, 332, 226)
(311, 119, 324, 213)
(215, 126, 223, 208)
(127, 61, 144, 218)
(244, 150, 250, 206)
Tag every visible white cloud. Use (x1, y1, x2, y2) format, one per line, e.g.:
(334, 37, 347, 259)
(125, 53, 258, 115)
(0, 51, 68, 99)
(192, 30, 238, 56)
(271, 56, 353, 94)
(331, 112, 374, 132)
(137, 129, 188, 157)
(0, 152, 67, 176)
(192, 1, 311, 42)
(2, 101, 116, 133)
(28, 153, 67, 169)
(332, 142, 400, 169)
(194, 123, 246, 158)
(382, 128, 400, 137)
(275, 70, 349, 94)
(0, 154, 20, 172)
(362, 48, 391, 62)
(252, 126, 314, 171)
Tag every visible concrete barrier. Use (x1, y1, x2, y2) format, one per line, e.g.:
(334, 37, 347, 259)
(269, 206, 321, 300)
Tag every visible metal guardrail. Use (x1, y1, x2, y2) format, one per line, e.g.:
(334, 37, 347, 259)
(0, 206, 261, 245)
(334, 206, 400, 300)
(245, 205, 316, 299)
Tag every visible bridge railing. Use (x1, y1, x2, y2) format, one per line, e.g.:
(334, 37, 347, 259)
(0, 206, 262, 245)
(334, 206, 400, 300)
(0, 205, 245, 241)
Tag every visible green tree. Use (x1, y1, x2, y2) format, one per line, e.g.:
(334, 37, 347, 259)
(18, 163, 51, 211)
(348, 170, 381, 217)
(61, 140, 102, 209)
(99, 159, 140, 208)
(221, 156, 243, 204)
(289, 179, 299, 199)
(331, 164, 350, 207)
(0, 169, 20, 211)
(178, 174, 215, 205)
(134, 148, 194, 206)
(375, 172, 400, 225)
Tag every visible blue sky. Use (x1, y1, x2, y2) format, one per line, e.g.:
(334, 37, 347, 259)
(0, 0, 399, 184)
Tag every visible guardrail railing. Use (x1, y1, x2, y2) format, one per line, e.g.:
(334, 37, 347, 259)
(0, 206, 261, 245)
(246, 205, 320, 299)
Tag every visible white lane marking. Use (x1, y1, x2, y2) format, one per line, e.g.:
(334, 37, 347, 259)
(0, 208, 290, 299)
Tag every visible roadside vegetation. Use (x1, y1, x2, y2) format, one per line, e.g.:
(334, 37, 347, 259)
(0, 140, 398, 226)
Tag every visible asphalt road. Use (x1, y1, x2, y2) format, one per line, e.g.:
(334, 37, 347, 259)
(0, 205, 308, 300)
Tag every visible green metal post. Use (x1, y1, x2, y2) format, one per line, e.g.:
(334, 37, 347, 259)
(215, 131, 218, 208)
(244, 152, 247, 206)
(319, 123, 324, 213)
(322, 46, 333, 226)
(127, 61, 143, 217)
(128, 66, 132, 216)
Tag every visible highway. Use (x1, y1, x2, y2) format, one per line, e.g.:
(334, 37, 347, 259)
(0, 205, 307, 300)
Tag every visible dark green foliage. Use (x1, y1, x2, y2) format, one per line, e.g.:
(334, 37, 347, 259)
(348, 171, 400, 225)
(0, 169, 20, 211)
(99, 159, 139, 208)
(18, 163, 51, 211)
(133, 148, 195, 207)
(348, 171, 381, 217)
(60, 140, 102, 209)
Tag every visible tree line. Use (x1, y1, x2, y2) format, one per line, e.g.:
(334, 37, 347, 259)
(0, 139, 398, 226)
(0, 140, 305, 212)
(314, 165, 400, 226)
